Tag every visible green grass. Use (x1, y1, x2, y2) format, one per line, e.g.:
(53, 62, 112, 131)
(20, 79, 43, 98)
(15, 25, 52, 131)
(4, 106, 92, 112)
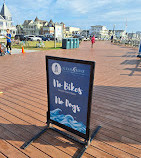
(12, 41, 62, 50)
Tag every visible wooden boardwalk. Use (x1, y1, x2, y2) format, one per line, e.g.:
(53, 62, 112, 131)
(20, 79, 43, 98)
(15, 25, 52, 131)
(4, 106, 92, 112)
(0, 41, 141, 158)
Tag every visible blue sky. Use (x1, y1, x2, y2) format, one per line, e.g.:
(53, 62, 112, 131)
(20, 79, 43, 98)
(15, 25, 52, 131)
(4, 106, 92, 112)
(1, 0, 141, 32)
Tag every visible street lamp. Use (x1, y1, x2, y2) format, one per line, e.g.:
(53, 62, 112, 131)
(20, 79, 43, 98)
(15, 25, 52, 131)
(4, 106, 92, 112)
(113, 24, 116, 36)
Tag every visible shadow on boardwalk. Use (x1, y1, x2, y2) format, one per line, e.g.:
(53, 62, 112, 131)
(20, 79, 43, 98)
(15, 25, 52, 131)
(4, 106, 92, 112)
(0, 85, 141, 146)
(121, 58, 141, 76)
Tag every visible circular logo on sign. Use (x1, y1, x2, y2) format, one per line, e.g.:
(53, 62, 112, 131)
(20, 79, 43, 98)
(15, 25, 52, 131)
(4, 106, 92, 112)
(52, 63, 61, 75)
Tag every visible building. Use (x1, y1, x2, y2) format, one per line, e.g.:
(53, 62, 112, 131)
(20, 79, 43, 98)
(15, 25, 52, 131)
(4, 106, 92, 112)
(89, 25, 109, 39)
(60, 22, 66, 38)
(128, 33, 138, 40)
(20, 17, 48, 35)
(114, 30, 127, 39)
(16, 25, 25, 35)
(136, 31, 141, 39)
(0, 2, 16, 37)
(80, 30, 89, 37)
(41, 19, 54, 35)
(65, 27, 80, 37)
(41, 20, 64, 40)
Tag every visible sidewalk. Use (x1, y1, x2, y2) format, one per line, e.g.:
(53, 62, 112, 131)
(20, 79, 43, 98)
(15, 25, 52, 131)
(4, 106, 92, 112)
(11, 48, 39, 55)
(0, 41, 141, 158)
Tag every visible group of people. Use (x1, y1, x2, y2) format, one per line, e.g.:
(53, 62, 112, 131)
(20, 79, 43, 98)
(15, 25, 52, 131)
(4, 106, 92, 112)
(0, 29, 12, 56)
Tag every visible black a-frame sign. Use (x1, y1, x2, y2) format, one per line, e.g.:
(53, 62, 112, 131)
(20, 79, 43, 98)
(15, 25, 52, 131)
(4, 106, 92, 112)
(21, 56, 101, 158)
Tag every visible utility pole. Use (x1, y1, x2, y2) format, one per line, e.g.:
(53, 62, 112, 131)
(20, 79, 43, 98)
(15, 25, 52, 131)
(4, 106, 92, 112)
(113, 24, 115, 35)
(125, 18, 127, 32)
(86, 26, 87, 38)
(125, 19, 127, 39)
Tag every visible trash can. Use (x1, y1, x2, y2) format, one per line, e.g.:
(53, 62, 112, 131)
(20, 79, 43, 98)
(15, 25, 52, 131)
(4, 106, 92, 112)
(62, 38, 66, 49)
(73, 38, 77, 48)
(68, 38, 74, 49)
(62, 38, 70, 49)
(66, 39, 70, 49)
(76, 38, 79, 48)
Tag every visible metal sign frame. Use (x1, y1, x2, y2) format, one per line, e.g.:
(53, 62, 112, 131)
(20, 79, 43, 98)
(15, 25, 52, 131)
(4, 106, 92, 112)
(46, 56, 95, 140)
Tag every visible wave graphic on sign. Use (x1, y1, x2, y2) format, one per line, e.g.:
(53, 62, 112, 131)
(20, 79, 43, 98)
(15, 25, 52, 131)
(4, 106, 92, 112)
(50, 108, 86, 134)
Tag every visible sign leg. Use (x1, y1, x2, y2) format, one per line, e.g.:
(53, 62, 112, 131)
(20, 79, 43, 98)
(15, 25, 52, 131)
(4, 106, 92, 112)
(20, 126, 49, 149)
(76, 126, 101, 158)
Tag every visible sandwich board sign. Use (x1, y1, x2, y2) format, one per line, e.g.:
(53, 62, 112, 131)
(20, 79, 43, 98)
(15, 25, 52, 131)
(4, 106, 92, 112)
(21, 56, 101, 158)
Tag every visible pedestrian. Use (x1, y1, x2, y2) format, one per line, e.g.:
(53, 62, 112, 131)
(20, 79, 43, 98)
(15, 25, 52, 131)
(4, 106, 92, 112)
(91, 35, 95, 48)
(4, 29, 12, 55)
(111, 35, 113, 43)
(0, 43, 2, 56)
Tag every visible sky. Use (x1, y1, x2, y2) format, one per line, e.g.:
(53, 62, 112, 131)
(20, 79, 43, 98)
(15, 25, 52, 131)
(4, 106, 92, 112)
(1, 0, 141, 32)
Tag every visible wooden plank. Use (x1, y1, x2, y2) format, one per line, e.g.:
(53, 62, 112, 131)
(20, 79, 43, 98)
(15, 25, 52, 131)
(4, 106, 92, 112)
(0, 139, 29, 158)
(0, 116, 72, 158)
(0, 107, 83, 157)
(90, 139, 137, 158)
(0, 152, 8, 158)
(96, 134, 141, 158)
(96, 125, 141, 151)
(93, 112, 141, 137)
(0, 107, 116, 158)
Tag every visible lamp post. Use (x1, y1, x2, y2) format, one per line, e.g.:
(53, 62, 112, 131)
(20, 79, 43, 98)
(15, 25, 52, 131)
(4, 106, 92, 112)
(54, 24, 56, 48)
(113, 24, 115, 36)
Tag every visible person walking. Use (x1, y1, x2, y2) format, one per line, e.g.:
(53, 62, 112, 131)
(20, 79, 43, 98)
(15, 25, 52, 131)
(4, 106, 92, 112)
(111, 35, 113, 43)
(91, 35, 95, 48)
(4, 29, 12, 55)
(0, 43, 2, 56)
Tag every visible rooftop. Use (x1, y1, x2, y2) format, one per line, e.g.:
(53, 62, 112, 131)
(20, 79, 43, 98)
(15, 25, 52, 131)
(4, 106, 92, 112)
(91, 25, 105, 27)
(0, 2, 11, 18)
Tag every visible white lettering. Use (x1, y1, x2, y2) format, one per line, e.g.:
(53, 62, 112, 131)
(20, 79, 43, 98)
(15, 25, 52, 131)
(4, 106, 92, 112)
(65, 99, 80, 113)
(53, 79, 83, 95)
(64, 81, 83, 95)
(55, 96, 64, 105)
(53, 79, 63, 88)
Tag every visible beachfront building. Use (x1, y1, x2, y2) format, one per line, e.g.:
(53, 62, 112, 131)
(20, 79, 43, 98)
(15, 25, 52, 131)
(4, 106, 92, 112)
(89, 25, 109, 39)
(65, 27, 80, 37)
(128, 33, 138, 40)
(0, 2, 16, 37)
(21, 17, 48, 35)
(135, 31, 141, 39)
(41, 20, 65, 40)
(80, 30, 89, 37)
(114, 30, 127, 39)
(16, 25, 25, 35)
(41, 19, 54, 35)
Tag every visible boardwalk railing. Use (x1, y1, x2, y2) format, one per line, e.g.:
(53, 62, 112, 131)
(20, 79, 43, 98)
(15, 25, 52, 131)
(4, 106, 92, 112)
(113, 39, 140, 47)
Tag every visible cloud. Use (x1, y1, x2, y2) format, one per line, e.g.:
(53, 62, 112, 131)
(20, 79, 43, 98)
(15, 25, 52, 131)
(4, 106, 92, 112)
(1, 0, 141, 32)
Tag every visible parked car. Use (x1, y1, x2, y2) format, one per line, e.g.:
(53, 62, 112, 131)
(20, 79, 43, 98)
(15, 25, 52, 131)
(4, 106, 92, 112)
(45, 35, 54, 41)
(83, 37, 90, 41)
(95, 37, 98, 41)
(36, 35, 47, 41)
(24, 35, 31, 41)
(25, 35, 42, 41)
(15, 35, 25, 41)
